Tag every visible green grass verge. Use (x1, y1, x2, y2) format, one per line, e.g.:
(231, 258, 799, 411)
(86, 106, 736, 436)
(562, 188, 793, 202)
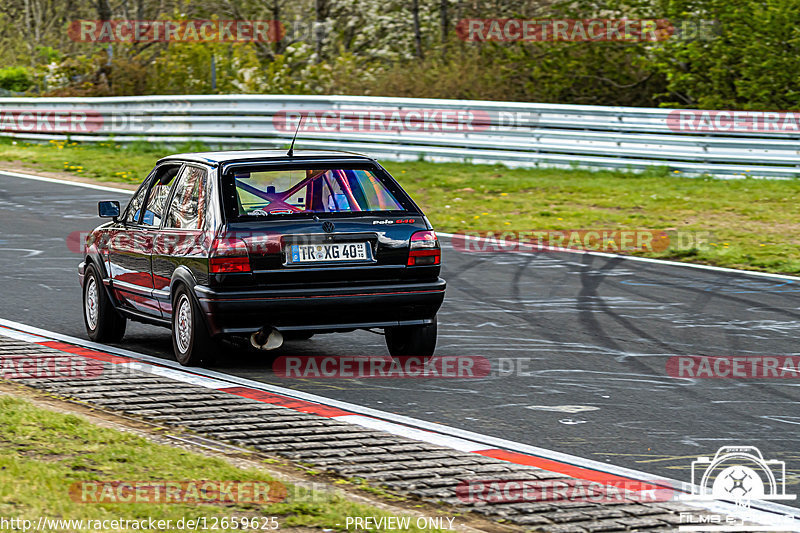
(1, 137, 799, 274)
(0, 395, 443, 532)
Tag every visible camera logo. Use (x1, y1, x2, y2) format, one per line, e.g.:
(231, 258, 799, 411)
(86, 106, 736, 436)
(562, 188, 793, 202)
(684, 446, 796, 502)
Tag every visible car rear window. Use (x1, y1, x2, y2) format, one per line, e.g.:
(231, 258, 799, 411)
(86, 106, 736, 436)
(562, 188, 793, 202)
(225, 167, 410, 218)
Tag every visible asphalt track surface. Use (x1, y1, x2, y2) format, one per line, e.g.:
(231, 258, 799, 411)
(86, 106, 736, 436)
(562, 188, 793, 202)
(2, 171, 799, 503)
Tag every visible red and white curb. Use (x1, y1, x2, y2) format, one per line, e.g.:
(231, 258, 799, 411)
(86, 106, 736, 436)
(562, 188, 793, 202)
(1, 318, 798, 529)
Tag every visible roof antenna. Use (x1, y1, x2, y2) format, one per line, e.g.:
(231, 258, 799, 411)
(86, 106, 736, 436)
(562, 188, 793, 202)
(287, 114, 304, 157)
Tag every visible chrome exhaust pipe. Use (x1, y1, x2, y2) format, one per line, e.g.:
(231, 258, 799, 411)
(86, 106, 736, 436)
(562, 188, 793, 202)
(250, 327, 284, 351)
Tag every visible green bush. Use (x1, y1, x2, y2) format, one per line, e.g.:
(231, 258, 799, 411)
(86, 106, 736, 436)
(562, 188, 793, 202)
(646, 0, 800, 109)
(0, 66, 32, 92)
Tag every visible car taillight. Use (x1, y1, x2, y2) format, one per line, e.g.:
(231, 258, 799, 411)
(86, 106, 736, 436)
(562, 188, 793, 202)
(210, 237, 251, 273)
(408, 230, 441, 266)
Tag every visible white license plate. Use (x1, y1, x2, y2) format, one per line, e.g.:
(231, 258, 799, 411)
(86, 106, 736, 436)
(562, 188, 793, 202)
(288, 242, 371, 263)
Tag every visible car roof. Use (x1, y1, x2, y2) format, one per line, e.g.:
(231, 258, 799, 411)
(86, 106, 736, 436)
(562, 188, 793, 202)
(158, 149, 375, 166)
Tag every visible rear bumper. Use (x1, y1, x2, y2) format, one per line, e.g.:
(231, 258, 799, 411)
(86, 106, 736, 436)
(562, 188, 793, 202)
(78, 261, 86, 287)
(194, 278, 446, 336)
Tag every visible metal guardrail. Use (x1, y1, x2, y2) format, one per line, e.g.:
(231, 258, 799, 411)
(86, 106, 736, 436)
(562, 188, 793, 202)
(1, 94, 798, 178)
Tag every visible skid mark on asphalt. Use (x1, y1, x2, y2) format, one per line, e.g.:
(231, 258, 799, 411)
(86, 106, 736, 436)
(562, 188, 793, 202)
(527, 404, 600, 413)
(761, 416, 800, 426)
(621, 277, 800, 294)
(528, 371, 685, 387)
(455, 252, 642, 276)
(438, 334, 659, 356)
(0, 248, 43, 257)
(495, 296, 683, 311)
(611, 271, 800, 326)
(712, 400, 800, 404)
(671, 318, 800, 334)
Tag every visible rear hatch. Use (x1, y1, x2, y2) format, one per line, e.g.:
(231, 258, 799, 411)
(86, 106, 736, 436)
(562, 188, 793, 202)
(212, 159, 440, 289)
(227, 216, 433, 287)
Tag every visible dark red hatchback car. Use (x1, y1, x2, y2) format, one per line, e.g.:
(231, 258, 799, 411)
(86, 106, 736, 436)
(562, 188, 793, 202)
(79, 150, 446, 365)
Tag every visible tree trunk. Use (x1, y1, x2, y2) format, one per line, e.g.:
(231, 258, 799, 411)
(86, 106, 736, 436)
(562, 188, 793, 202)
(440, 0, 448, 42)
(272, 0, 284, 56)
(440, 0, 448, 57)
(96, 0, 113, 90)
(96, 0, 112, 21)
(23, 0, 34, 65)
(412, 0, 424, 60)
(314, 0, 327, 63)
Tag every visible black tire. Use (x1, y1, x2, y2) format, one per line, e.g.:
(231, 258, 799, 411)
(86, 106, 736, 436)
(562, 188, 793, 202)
(83, 263, 126, 342)
(385, 316, 437, 357)
(171, 285, 216, 366)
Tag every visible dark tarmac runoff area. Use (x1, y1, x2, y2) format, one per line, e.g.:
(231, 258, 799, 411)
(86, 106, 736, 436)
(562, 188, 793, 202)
(1, 171, 798, 505)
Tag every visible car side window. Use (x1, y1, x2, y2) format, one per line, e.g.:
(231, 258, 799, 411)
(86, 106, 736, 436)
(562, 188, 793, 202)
(141, 165, 181, 227)
(123, 181, 150, 224)
(165, 166, 208, 230)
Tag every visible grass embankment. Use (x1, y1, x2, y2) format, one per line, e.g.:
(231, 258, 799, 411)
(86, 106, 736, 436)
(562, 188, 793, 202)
(0, 395, 441, 532)
(1, 137, 799, 274)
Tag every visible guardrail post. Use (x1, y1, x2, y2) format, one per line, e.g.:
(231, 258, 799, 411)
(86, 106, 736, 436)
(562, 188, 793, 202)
(211, 54, 217, 91)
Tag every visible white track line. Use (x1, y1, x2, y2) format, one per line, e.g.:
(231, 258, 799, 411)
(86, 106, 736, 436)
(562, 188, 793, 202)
(0, 169, 135, 194)
(0, 327, 48, 343)
(3, 168, 797, 281)
(0, 317, 798, 528)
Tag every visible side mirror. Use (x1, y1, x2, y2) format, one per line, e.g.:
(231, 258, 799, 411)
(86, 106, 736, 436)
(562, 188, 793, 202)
(98, 201, 120, 220)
